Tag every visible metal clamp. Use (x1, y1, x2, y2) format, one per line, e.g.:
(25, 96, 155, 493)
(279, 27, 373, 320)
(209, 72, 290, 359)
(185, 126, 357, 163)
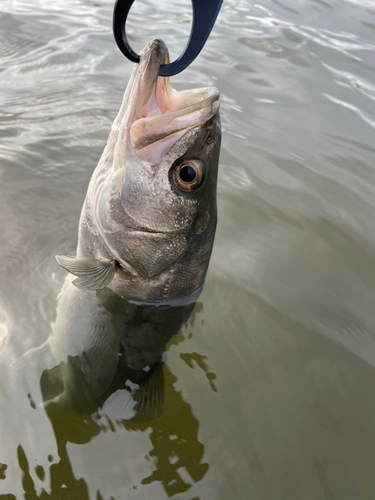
(113, 0, 223, 77)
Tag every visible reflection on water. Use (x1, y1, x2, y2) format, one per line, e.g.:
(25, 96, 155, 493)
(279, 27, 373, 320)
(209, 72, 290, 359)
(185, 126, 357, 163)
(19, 363, 209, 498)
(125, 366, 209, 496)
(20, 367, 208, 500)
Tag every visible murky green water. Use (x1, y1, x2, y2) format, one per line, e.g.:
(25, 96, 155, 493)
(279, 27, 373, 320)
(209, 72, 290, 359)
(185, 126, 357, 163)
(1, 0, 375, 498)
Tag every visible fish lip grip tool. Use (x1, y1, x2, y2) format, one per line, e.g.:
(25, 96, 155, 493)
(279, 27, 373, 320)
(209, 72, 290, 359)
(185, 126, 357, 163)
(113, 0, 223, 76)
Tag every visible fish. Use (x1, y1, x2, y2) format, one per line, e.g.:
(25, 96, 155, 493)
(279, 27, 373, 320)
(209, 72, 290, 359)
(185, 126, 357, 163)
(56, 38, 221, 302)
(45, 38, 221, 420)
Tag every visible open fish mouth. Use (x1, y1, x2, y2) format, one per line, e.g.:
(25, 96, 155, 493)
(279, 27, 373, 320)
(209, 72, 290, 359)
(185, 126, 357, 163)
(126, 39, 220, 161)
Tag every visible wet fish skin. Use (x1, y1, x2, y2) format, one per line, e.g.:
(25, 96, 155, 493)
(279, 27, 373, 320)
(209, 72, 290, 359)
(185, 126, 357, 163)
(61, 39, 221, 302)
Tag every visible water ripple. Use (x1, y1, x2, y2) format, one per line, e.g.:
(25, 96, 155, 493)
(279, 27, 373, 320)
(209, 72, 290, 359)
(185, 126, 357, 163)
(1, 0, 375, 497)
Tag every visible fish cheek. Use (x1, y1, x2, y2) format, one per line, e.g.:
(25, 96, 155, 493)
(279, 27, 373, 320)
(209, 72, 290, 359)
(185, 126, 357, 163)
(97, 178, 133, 232)
(120, 232, 189, 278)
(193, 208, 212, 235)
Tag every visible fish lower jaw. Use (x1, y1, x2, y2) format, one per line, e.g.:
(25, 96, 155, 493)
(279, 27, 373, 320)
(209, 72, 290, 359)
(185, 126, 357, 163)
(106, 274, 172, 302)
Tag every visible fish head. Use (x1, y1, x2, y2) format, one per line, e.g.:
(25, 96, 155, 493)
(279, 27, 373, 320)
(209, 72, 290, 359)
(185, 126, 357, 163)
(82, 39, 221, 299)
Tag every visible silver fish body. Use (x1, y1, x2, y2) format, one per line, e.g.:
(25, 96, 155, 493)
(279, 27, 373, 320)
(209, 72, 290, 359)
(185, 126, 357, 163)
(48, 39, 221, 419)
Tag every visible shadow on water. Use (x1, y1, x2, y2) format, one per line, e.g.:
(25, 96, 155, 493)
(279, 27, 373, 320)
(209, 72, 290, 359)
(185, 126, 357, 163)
(0, 286, 211, 499)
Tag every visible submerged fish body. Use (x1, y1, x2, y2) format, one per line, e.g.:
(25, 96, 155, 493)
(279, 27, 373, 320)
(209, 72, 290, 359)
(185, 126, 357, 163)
(45, 278, 197, 420)
(57, 38, 221, 302)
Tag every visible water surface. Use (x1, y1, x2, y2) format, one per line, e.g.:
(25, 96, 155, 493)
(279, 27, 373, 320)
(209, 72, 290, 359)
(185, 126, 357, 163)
(1, 0, 375, 498)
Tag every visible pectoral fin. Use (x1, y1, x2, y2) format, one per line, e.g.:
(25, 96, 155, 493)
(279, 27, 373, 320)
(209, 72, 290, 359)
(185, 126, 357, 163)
(55, 255, 116, 291)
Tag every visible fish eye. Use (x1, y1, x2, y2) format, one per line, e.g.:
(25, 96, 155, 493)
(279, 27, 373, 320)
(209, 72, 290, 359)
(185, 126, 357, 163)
(170, 159, 205, 193)
(179, 165, 196, 183)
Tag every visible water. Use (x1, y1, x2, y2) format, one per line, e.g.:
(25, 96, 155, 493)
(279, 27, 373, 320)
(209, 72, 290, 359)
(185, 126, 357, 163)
(1, 0, 375, 498)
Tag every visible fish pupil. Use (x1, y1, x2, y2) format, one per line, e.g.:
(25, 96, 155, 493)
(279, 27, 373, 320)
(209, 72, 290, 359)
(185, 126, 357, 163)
(179, 165, 196, 183)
